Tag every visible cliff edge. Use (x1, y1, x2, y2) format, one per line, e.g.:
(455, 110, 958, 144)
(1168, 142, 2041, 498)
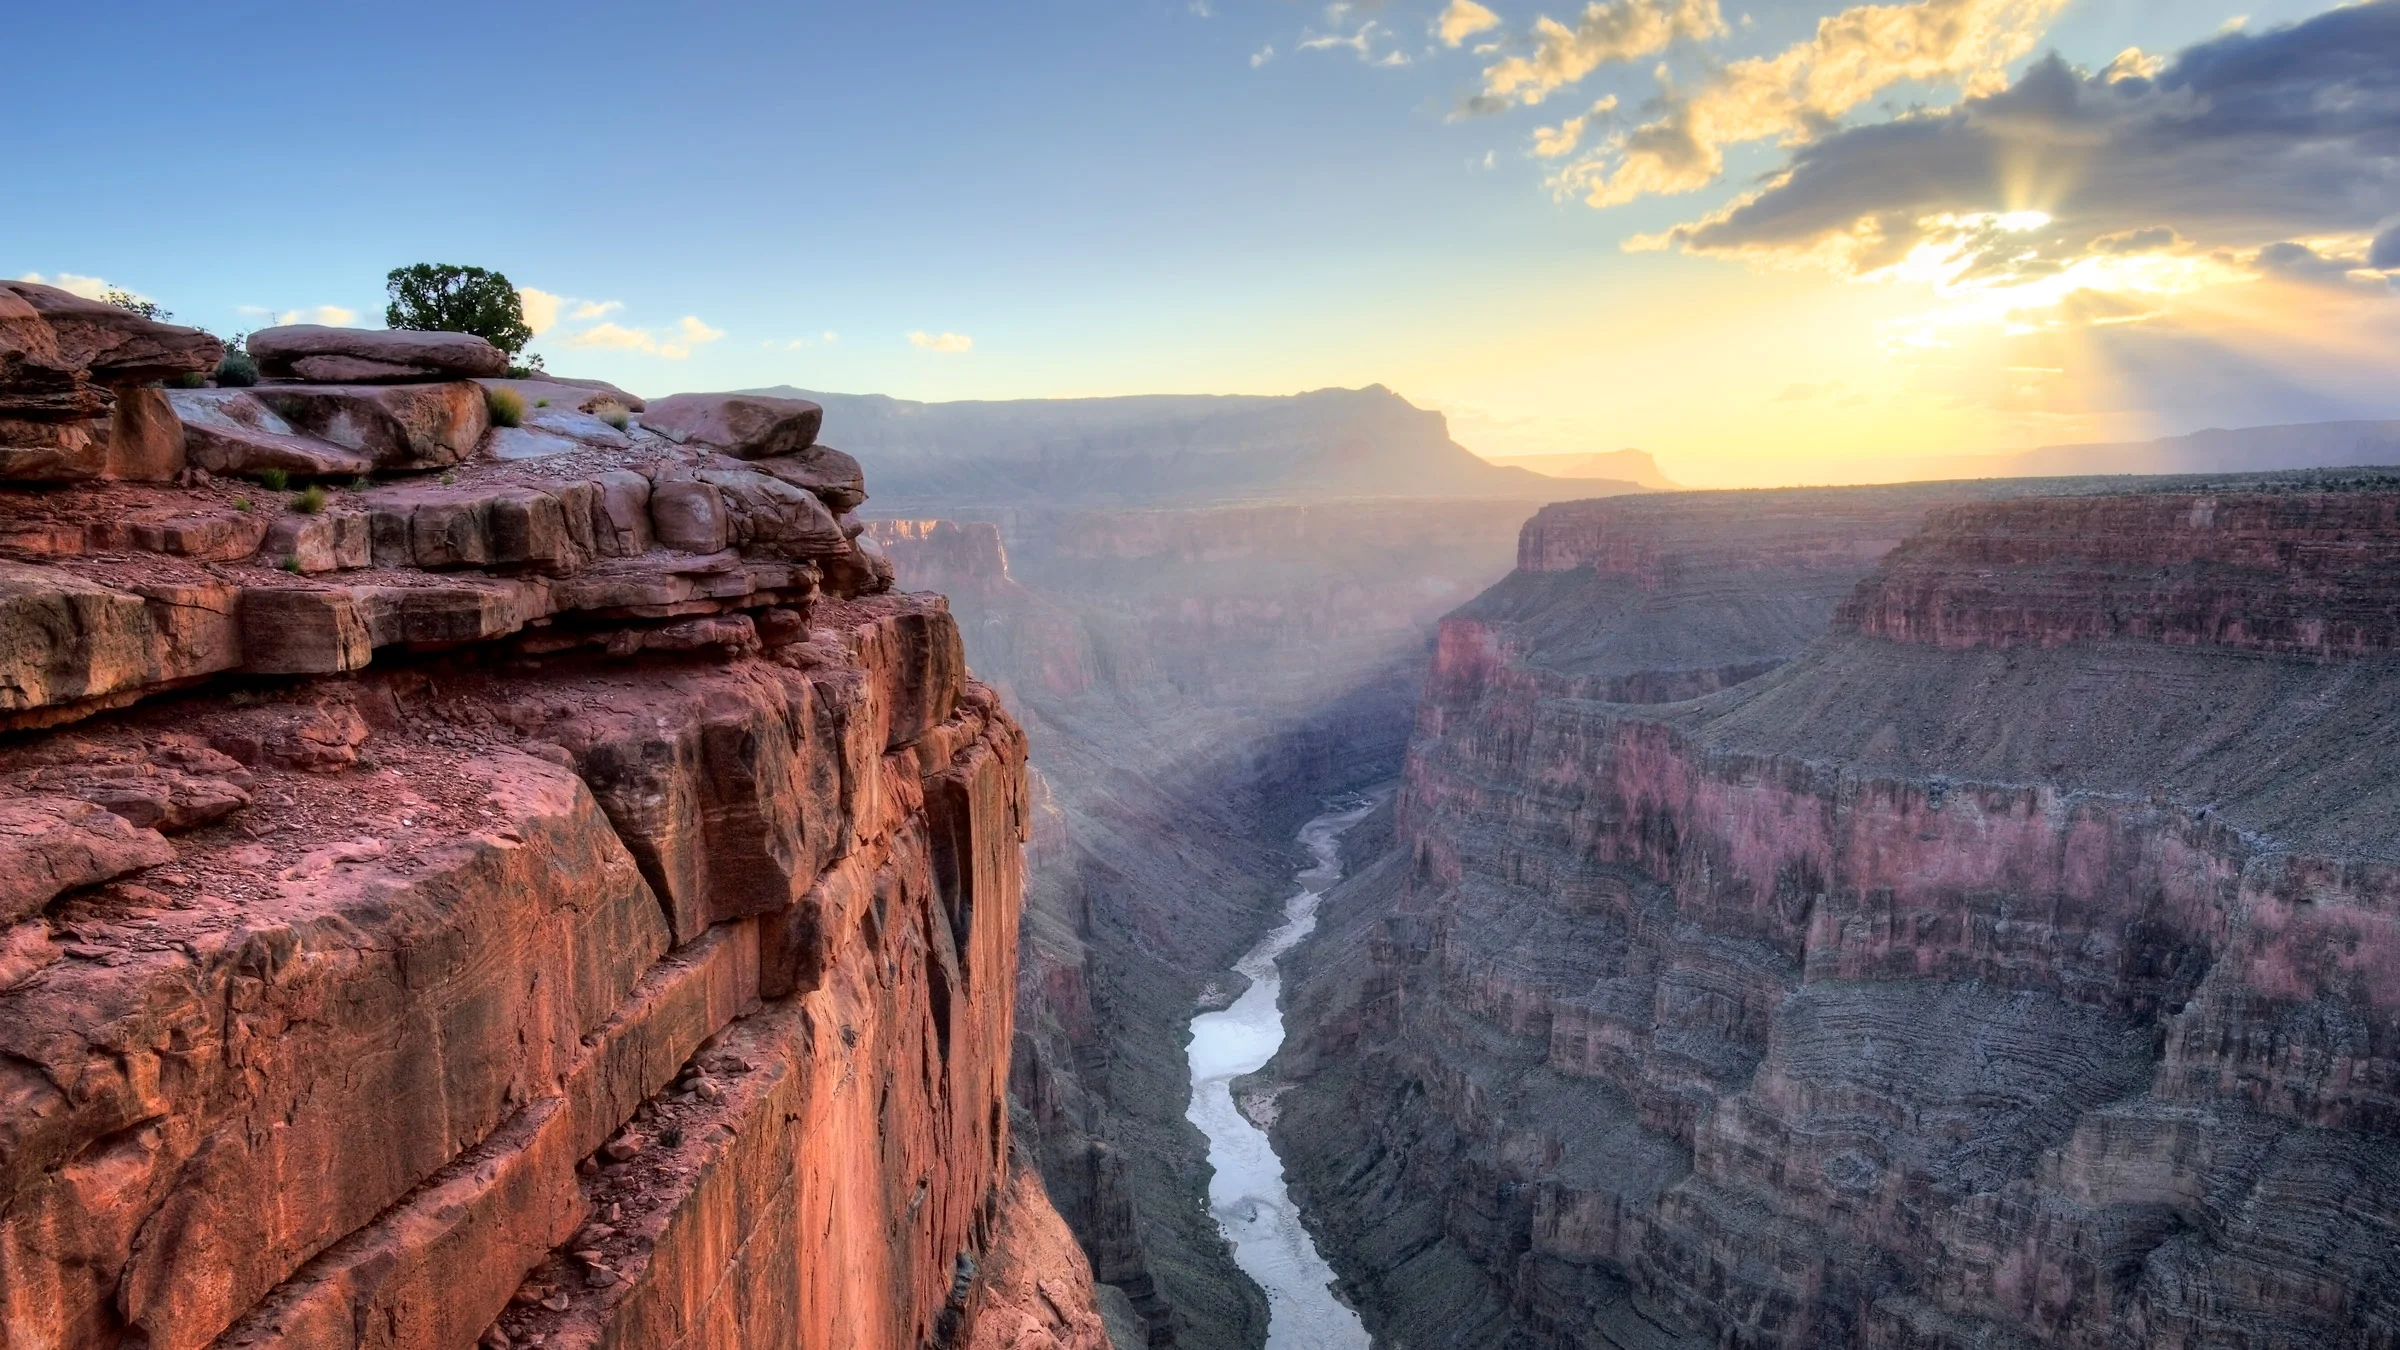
(0, 293, 1104, 1349)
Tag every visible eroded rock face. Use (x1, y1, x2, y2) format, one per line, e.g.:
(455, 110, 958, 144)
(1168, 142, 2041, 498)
(0, 362, 1102, 1348)
(0, 281, 221, 484)
(1273, 474, 2400, 1350)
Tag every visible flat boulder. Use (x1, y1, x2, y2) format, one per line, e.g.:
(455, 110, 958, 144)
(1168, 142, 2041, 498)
(478, 376, 645, 415)
(639, 393, 821, 460)
(166, 388, 377, 479)
(250, 382, 488, 470)
(748, 443, 867, 513)
(248, 325, 509, 382)
(0, 281, 222, 386)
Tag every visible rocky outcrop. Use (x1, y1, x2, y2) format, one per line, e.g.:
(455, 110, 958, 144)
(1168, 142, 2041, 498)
(0, 320, 1099, 1349)
(1, 281, 222, 483)
(1273, 474, 2400, 1349)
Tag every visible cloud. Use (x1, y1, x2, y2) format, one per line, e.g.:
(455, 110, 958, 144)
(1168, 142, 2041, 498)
(18, 271, 123, 300)
(522, 289, 628, 338)
(1438, 0, 1502, 47)
(1301, 20, 1412, 65)
(1468, 0, 1724, 112)
(2253, 241, 2374, 287)
(1191, 0, 1213, 14)
(909, 330, 974, 354)
(277, 305, 358, 326)
(518, 287, 562, 336)
(1646, 3, 2400, 273)
(1252, 44, 1276, 66)
(1545, 0, 2067, 203)
(2374, 225, 2400, 272)
(567, 315, 725, 359)
(1532, 96, 1617, 157)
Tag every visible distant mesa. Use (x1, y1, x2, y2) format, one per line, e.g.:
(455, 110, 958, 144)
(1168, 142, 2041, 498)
(740, 382, 1642, 509)
(1478, 448, 1678, 490)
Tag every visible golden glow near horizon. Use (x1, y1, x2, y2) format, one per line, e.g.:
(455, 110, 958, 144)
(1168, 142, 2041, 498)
(1415, 2, 2400, 489)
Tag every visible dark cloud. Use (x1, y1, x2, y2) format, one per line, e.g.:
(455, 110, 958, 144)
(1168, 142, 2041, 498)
(2254, 240, 2369, 285)
(1666, 1, 2400, 263)
(2375, 225, 2400, 271)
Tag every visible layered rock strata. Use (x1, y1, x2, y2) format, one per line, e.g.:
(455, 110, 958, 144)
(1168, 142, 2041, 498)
(0, 309, 1093, 1349)
(1275, 475, 2400, 1349)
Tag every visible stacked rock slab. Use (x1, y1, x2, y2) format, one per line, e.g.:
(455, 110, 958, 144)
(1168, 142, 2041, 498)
(1272, 474, 2400, 1349)
(0, 313, 1105, 1348)
(0, 280, 223, 483)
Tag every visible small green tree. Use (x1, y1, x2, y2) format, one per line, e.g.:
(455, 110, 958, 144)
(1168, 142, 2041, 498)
(383, 263, 533, 354)
(101, 289, 171, 322)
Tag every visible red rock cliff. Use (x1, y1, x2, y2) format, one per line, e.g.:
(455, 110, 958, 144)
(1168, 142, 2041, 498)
(0, 301, 1101, 1350)
(1274, 475, 2400, 1349)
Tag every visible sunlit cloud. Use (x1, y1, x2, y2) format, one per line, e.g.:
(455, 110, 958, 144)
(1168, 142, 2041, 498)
(567, 315, 725, 359)
(1300, 20, 1411, 66)
(16, 272, 116, 300)
(1252, 43, 1277, 66)
(1466, 0, 1723, 113)
(520, 289, 627, 337)
(518, 287, 562, 335)
(1532, 97, 1616, 157)
(1546, 0, 2068, 204)
(1437, 0, 1502, 47)
(909, 330, 974, 354)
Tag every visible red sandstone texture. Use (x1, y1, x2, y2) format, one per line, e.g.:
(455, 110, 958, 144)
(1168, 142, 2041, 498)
(0, 303, 1099, 1350)
(1274, 476, 2400, 1350)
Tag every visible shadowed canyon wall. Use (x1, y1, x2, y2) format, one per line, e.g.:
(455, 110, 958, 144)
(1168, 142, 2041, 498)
(0, 290, 1102, 1349)
(872, 490, 1557, 1350)
(1273, 472, 2400, 1348)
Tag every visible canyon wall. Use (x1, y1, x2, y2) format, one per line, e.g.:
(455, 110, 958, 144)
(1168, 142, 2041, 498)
(1274, 473, 2400, 1348)
(0, 292, 1100, 1350)
(872, 495, 1550, 1349)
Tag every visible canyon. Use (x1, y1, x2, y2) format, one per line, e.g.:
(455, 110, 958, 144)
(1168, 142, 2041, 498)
(0, 287, 1107, 1350)
(870, 465, 1565, 1348)
(1269, 472, 2400, 1348)
(12, 282, 2400, 1350)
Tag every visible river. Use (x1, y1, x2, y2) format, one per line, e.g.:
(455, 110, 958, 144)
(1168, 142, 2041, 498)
(1183, 797, 1377, 1350)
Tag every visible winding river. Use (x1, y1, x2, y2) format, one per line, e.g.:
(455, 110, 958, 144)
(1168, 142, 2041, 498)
(1184, 798, 1376, 1350)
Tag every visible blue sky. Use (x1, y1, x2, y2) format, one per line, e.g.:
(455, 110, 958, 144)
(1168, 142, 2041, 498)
(9, 0, 2392, 484)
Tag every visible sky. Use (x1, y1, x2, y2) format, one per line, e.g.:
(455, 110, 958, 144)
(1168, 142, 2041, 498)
(9, 0, 2398, 486)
